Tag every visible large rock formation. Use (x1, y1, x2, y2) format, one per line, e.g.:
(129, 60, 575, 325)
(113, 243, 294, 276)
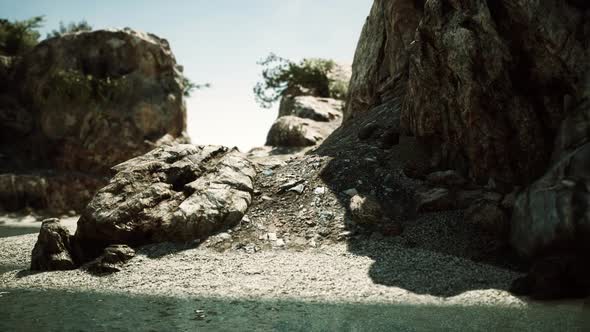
(1, 28, 190, 213)
(16, 28, 188, 174)
(74, 144, 256, 260)
(346, 0, 590, 298)
(347, 1, 589, 187)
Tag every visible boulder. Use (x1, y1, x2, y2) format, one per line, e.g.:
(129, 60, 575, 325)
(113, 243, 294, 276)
(278, 95, 343, 122)
(349, 194, 383, 225)
(16, 28, 189, 174)
(266, 116, 327, 147)
(31, 219, 76, 271)
(75, 144, 256, 260)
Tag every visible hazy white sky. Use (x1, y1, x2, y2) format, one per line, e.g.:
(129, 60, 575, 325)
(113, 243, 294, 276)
(3, 0, 373, 151)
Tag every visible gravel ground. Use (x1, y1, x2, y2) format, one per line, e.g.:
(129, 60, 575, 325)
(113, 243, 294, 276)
(1, 222, 589, 331)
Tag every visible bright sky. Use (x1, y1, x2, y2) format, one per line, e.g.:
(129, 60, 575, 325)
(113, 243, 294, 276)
(2, 0, 372, 151)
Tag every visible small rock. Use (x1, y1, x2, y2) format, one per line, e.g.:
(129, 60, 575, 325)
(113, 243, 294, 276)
(344, 188, 359, 197)
(86, 244, 135, 274)
(280, 179, 305, 192)
(217, 232, 232, 241)
(288, 184, 306, 195)
(267, 232, 278, 241)
(262, 169, 274, 176)
(275, 239, 286, 247)
(349, 195, 382, 225)
(261, 195, 274, 201)
(337, 231, 352, 241)
(417, 188, 455, 212)
(314, 186, 326, 195)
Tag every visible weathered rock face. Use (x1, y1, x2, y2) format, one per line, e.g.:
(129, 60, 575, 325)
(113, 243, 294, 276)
(266, 116, 329, 147)
(348, 1, 590, 186)
(75, 144, 256, 258)
(15, 28, 188, 174)
(266, 94, 344, 148)
(279, 96, 343, 122)
(0, 95, 32, 138)
(345, 0, 422, 122)
(512, 100, 590, 258)
(31, 218, 76, 271)
(347, 0, 590, 298)
(404, 1, 589, 185)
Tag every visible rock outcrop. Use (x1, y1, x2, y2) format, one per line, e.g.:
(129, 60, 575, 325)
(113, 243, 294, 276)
(266, 97, 343, 148)
(348, 0, 589, 187)
(75, 144, 256, 260)
(16, 28, 189, 174)
(346, 0, 590, 298)
(265, 64, 350, 149)
(31, 218, 76, 271)
(1, 28, 189, 213)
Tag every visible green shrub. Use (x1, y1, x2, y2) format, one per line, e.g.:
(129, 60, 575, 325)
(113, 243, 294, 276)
(46, 20, 92, 39)
(253, 53, 348, 108)
(49, 69, 131, 103)
(0, 16, 44, 56)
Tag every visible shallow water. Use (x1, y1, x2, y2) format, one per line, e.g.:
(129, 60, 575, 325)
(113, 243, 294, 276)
(0, 225, 40, 238)
(1, 288, 589, 332)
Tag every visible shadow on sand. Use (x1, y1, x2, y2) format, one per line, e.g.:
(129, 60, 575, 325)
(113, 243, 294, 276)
(314, 101, 527, 298)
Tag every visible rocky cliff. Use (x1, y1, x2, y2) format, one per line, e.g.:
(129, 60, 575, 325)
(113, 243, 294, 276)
(345, 0, 590, 298)
(0, 28, 189, 213)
